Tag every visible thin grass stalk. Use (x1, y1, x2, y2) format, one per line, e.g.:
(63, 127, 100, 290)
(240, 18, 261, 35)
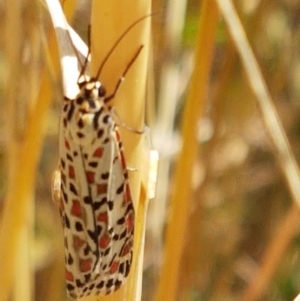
(154, 1, 219, 301)
(13, 226, 31, 301)
(2, 1, 22, 300)
(150, 0, 188, 252)
(241, 204, 300, 301)
(76, 1, 151, 301)
(0, 31, 54, 301)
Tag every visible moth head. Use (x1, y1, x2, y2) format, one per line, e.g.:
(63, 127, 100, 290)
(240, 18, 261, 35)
(77, 75, 106, 100)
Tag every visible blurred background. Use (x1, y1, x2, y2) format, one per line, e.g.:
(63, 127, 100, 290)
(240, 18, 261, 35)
(1, 0, 300, 301)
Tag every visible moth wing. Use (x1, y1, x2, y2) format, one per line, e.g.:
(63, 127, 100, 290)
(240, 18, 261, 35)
(59, 130, 102, 299)
(89, 128, 135, 294)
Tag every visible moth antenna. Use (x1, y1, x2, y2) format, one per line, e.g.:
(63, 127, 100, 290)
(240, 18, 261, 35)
(95, 14, 153, 80)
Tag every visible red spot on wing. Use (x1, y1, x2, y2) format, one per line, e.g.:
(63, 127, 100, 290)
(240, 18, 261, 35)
(115, 131, 121, 141)
(73, 236, 85, 249)
(110, 261, 119, 274)
(121, 241, 132, 257)
(65, 269, 74, 281)
(97, 184, 108, 195)
(97, 212, 108, 223)
(126, 213, 134, 231)
(65, 139, 70, 150)
(93, 147, 104, 158)
(125, 185, 131, 203)
(119, 151, 126, 169)
(86, 171, 95, 183)
(59, 200, 64, 210)
(71, 200, 82, 217)
(79, 259, 92, 272)
(99, 233, 110, 249)
(68, 165, 75, 179)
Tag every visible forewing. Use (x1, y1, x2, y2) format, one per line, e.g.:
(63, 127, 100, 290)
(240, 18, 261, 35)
(58, 105, 134, 299)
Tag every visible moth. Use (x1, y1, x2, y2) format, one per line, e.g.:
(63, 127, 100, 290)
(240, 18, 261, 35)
(52, 17, 146, 299)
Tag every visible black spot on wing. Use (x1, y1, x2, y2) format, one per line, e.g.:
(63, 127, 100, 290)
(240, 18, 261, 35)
(88, 161, 98, 168)
(119, 262, 125, 274)
(76, 279, 84, 287)
(96, 281, 105, 289)
(82, 286, 88, 293)
(115, 279, 122, 289)
(67, 254, 73, 265)
(75, 221, 83, 231)
(62, 187, 68, 203)
(103, 115, 110, 124)
(104, 247, 111, 256)
(107, 200, 113, 211)
(78, 118, 84, 129)
(106, 279, 114, 289)
(88, 229, 97, 242)
(97, 129, 104, 138)
(67, 102, 75, 121)
(93, 110, 101, 130)
(84, 196, 92, 204)
(67, 283, 75, 291)
(63, 103, 68, 112)
(61, 159, 66, 169)
(125, 260, 131, 276)
(84, 274, 91, 283)
(116, 183, 124, 194)
(65, 215, 70, 228)
(84, 245, 89, 256)
(76, 96, 84, 105)
(66, 153, 73, 162)
(117, 216, 125, 225)
(88, 283, 95, 290)
(101, 172, 109, 180)
(93, 199, 105, 210)
(70, 183, 78, 195)
(119, 229, 127, 240)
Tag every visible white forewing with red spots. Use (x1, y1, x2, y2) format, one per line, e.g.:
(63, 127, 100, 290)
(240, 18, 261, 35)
(53, 73, 136, 299)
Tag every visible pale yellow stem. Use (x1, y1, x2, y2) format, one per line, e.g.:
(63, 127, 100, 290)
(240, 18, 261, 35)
(0, 35, 55, 301)
(78, 1, 151, 301)
(154, 1, 219, 301)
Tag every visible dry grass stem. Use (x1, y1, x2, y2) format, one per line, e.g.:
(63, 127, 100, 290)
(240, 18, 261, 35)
(154, 1, 219, 300)
(0, 21, 54, 301)
(75, 1, 152, 300)
(242, 204, 300, 301)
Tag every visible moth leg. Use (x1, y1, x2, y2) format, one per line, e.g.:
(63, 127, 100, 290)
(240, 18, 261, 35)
(104, 45, 144, 103)
(51, 168, 62, 206)
(127, 167, 138, 172)
(112, 108, 145, 134)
